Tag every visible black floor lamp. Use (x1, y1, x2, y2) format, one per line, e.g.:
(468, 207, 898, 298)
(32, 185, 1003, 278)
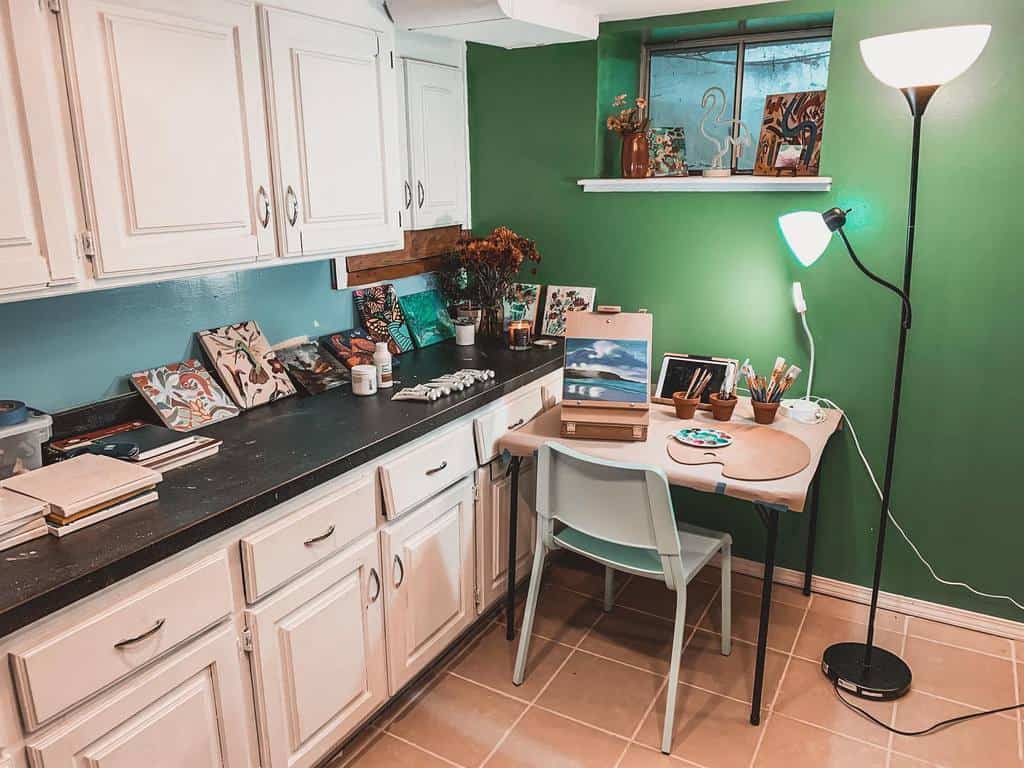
(778, 24, 992, 701)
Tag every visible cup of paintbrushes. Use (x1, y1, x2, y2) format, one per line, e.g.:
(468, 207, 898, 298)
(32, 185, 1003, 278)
(672, 391, 700, 419)
(709, 393, 737, 421)
(751, 400, 780, 424)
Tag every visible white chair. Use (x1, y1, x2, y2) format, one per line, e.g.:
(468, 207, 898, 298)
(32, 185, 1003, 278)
(512, 442, 732, 754)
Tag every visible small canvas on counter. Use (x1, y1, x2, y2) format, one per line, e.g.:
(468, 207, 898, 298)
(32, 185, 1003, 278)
(130, 359, 239, 431)
(540, 286, 596, 336)
(197, 321, 296, 409)
(503, 283, 542, 330)
(563, 337, 649, 405)
(275, 342, 349, 394)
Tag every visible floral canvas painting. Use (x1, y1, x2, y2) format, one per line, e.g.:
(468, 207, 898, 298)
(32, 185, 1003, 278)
(322, 329, 376, 369)
(540, 286, 596, 337)
(197, 321, 296, 409)
(503, 283, 542, 330)
(130, 359, 239, 432)
(399, 289, 455, 348)
(275, 342, 349, 395)
(353, 284, 414, 354)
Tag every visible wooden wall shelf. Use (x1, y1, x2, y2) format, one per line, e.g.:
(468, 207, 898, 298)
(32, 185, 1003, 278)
(577, 176, 832, 193)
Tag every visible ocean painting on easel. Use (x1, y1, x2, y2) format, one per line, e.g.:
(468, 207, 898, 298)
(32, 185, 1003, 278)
(563, 338, 649, 404)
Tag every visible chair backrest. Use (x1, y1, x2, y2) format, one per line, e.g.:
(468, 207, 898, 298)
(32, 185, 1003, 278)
(536, 442, 681, 560)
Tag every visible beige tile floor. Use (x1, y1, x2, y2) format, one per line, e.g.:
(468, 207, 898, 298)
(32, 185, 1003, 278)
(330, 553, 1024, 768)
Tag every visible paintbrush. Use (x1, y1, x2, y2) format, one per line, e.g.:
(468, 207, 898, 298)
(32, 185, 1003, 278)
(684, 368, 701, 399)
(693, 370, 713, 399)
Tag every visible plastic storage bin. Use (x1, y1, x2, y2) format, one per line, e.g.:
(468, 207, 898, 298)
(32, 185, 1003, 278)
(0, 412, 53, 480)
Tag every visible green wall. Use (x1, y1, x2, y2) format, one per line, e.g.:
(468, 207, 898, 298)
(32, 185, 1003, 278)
(468, 0, 1024, 620)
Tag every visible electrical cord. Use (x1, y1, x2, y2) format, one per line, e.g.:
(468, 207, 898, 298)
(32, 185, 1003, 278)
(808, 395, 1024, 613)
(833, 680, 1024, 736)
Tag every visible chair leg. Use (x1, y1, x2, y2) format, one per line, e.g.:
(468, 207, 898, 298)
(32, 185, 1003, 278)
(720, 541, 732, 656)
(513, 541, 547, 685)
(603, 566, 615, 612)
(661, 586, 688, 754)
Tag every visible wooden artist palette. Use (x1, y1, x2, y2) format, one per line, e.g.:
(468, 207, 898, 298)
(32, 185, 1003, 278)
(665, 423, 811, 481)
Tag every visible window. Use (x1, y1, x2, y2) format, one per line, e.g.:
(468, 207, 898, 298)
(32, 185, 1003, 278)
(644, 30, 831, 174)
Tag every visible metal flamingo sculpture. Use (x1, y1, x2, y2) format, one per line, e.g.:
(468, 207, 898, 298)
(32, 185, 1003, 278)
(699, 86, 752, 176)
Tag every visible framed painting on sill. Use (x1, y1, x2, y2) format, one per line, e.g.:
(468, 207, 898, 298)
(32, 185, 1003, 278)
(754, 90, 827, 177)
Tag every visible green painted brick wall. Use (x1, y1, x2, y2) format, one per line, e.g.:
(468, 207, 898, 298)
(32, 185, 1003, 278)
(467, 0, 1023, 620)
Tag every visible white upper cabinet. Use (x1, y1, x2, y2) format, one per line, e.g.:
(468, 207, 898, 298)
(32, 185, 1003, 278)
(403, 59, 468, 229)
(260, 7, 403, 259)
(60, 0, 274, 278)
(0, 2, 78, 296)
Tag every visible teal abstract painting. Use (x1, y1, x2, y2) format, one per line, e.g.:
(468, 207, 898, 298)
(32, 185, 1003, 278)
(399, 289, 455, 348)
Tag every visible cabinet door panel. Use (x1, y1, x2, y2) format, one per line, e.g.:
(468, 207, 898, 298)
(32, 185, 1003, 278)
(476, 459, 537, 613)
(262, 8, 402, 257)
(405, 60, 466, 229)
(25, 624, 251, 768)
(0, 3, 77, 293)
(65, 0, 273, 276)
(381, 478, 475, 693)
(246, 535, 387, 768)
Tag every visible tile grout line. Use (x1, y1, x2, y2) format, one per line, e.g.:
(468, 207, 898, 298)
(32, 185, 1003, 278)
(746, 590, 815, 768)
(885, 616, 911, 767)
(475, 572, 634, 767)
(1011, 639, 1023, 762)
(382, 730, 470, 768)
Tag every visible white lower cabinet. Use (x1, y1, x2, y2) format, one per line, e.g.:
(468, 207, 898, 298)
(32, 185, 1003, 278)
(476, 458, 537, 613)
(380, 477, 476, 693)
(245, 534, 387, 768)
(24, 623, 252, 768)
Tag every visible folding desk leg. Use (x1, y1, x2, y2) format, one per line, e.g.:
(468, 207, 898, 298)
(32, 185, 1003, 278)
(505, 456, 522, 641)
(751, 504, 779, 726)
(803, 469, 822, 596)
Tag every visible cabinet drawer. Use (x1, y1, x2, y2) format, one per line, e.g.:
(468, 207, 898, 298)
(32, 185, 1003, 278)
(11, 553, 233, 730)
(240, 473, 375, 603)
(473, 387, 545, 465)
(379, 422, 475, 519)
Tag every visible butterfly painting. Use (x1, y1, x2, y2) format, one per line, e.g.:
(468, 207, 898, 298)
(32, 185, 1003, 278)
(275, 342, 349, 395)
(353, 284, 414, 354)
(197, 321, 296, 409)
(322, 329, 377, 369)
(541, 286, 596, 337)
(130, 359, 239, 431)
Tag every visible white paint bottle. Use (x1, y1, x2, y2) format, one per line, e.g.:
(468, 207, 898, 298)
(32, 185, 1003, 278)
(373, 342, 394, 388)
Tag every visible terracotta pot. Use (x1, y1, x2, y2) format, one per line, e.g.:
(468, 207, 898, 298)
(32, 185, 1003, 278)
(672, 392, 700, 420)
(621, 131, 650, 178)
(752, 400, 781, 425)
(709, 393, 737, 422)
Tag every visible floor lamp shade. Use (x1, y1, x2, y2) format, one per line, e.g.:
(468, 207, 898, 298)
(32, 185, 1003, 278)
(860, 25, 991, 88)
(778, 212, 832, 267)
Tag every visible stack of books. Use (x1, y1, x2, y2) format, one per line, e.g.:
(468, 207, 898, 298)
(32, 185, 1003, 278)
(51, 422, 221, 472)
(1, 454, 162, 538)
(0, 489, 47, 550)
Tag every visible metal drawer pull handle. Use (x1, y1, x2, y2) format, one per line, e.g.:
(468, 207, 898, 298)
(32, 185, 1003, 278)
(368, 567, 381, 602)
(257, 185, 271, 229)
(393, 555, 405, 588)
(417, 181, 425, 208)
(286, 185, 299, 227)
(508, 418, 525, 430)
(304, 525, 335, 546)
(404, 181, 412, 210)
(114, 618, 166, 649)
(425, 460, 448, 476)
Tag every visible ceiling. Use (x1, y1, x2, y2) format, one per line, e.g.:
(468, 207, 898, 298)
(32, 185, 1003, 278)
(570, 0, 786, 23)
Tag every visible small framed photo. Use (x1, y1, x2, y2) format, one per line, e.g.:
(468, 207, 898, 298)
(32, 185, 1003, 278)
(653, 353, 738, 406)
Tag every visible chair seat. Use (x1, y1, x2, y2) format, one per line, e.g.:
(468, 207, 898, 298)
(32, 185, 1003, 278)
(553, 521, 728, 581)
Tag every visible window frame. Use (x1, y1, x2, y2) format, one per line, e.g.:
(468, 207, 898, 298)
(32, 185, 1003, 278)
(640, 27, 833, 175)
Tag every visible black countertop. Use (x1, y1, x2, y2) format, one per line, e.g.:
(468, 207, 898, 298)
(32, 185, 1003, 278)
(0, 339, 563, 640)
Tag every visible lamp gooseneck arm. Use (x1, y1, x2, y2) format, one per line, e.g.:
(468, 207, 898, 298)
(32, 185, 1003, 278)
(836, 228, 913, 329)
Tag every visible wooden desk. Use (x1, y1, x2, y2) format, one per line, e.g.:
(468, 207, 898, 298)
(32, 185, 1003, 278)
(497, 399, 843, 725)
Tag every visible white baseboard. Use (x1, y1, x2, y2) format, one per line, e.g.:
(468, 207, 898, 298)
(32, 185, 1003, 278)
(723, 554, 1024, 642)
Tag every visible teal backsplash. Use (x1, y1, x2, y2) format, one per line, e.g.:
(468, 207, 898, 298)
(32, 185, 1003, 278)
(0, 262, 431, 413)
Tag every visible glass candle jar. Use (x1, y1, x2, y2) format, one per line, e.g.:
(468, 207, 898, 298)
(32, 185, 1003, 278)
(507, 320, 533, 351)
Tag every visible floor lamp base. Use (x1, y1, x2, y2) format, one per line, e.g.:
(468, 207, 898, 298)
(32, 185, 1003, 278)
(822, 642, 912, 701)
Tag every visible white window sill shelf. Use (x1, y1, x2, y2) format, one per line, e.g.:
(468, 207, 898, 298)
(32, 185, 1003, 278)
(577, 176, 832, 193)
